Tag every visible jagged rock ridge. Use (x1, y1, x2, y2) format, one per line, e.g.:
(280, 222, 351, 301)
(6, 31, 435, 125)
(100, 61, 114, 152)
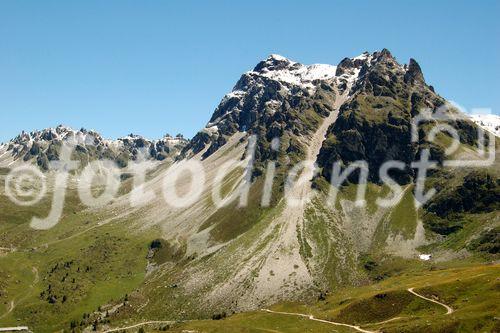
(0, 125, 188, 170)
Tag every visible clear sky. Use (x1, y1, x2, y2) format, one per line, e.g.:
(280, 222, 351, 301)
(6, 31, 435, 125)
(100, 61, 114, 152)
(1, 0, 499, 143)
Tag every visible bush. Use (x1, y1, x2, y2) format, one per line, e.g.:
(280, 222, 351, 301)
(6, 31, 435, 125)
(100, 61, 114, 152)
(150, 239, 163, 249)
(212, 312, 227, 320)
(468, 227, 500, 254)
(423, 171, 500, 235)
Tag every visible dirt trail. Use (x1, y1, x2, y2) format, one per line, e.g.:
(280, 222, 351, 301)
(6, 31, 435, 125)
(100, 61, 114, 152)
(40, 208, 139, 249)
(99, 284, 456, 333)
(0, 267, 39, 320)
(101, 320, 175, 333)
(261, 309, 376, 333)
(260, 287, 454, 332)
(366, 316, 404, 326)
(407, 287, 454, 314)
(0, 301, 15, 319)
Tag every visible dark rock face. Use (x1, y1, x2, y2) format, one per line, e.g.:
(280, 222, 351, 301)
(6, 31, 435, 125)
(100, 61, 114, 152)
(253, 55, 301, 73)
(318, 104, 416, 184)
(182, 55, 338, 169)
(335, 58, 355, 76)
(316, 50, 478, 184)
(404, 58, 424, 85)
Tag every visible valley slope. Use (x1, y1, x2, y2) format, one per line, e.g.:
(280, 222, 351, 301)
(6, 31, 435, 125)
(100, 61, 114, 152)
(0, 50, 498, 333)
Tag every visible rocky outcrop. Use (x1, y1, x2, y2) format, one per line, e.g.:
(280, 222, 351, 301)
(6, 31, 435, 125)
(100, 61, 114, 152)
(404, 58, 424, 85)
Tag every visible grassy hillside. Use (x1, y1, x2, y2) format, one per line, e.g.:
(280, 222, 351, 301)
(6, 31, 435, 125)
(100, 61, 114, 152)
(154, 264, 499, 333)
(0, 172, 160, 332)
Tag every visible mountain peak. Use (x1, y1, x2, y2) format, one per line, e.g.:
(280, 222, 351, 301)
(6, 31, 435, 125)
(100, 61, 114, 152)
(267, 54, 289, 61)
(379, 48, 393, 58)
(248, 54, 336, 90)
(186, 49, 437, 159)
(352, 51, 371, 61)
(253, 54, 297, 73)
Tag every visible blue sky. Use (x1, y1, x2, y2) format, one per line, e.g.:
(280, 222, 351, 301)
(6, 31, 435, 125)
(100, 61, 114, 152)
(1, 0, 499, 143)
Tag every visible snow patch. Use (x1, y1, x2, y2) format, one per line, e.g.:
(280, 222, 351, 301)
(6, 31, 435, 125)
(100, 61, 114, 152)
(268, 54, 288, 61)
(249, 54, 337, 90)
(469, 114, 500, 137)
(419, 254, 432, 261)
(352, 52, 371, 61)
(224, 90, 246, 100)
(202, 125, 219, 135)
(253, 63, 337, 89)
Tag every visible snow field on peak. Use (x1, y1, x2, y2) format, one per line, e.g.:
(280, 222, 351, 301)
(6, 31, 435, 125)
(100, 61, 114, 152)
(249, 62, 337, 90)
(469, 114, 500, 137)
